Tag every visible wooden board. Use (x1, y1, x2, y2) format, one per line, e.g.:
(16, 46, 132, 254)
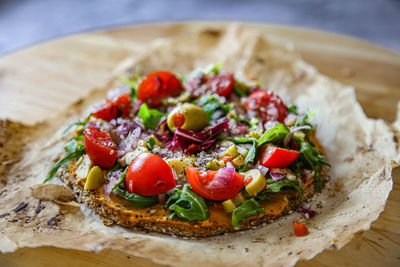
(0, 22, 399, 266)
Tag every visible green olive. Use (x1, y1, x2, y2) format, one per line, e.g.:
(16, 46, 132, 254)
(167, 103, 208, 132)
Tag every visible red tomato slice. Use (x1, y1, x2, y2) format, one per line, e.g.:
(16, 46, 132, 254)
(260, 146, 299, 169)
(293, 221, 309, 236)
(138, 71, 183, 107)
(186, 73, 234, 98)
(186, 167, 243, 201)
(125, 153, 176, 196)
(84, 126, 117, 169)
(93, 93, 131, 121)
(244, 90, 288, 122)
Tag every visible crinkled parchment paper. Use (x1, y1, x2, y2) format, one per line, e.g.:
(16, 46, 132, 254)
(0, 24, 399, 267)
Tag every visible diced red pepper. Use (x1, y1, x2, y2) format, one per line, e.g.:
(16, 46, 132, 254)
(293, 221, 309, 236)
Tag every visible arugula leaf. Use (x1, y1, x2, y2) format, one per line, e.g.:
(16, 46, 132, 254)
(196, 94, 231, 121)
(138, 103, 166, 131)
(266, 179, 302, 205)
(62, 113, 92, 135)
(294, 108, 318, 128)
(233, 115, 251, 126)
(233, 83, 248, 97)
(114, 187, 158, 208)
(44, 146, 85, 183)
(294, 137, 329, 191)
(166, 184, 209, 221)
(231, 198, 266, 227)
(64, 139, 77, 153)
(146, 136, 157, 151)
(112, 167, 128, 190)
(108, 161, 122, 174)
(204, 62, 222, 75)
(118, 71, 141, 101)
(257, 123, 289, 147)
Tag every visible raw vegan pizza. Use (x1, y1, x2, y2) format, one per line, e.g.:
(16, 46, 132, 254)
(46, 63, 328, 237)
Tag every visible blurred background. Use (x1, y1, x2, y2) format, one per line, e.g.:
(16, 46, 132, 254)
(0, 0, 399, 55)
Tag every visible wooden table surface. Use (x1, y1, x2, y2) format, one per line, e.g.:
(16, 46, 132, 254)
(0, 22, 399, 266)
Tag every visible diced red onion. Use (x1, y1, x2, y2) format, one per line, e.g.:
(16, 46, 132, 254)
(270, 171, 285, 181)
(236, 124, 249, 134)
(226, 161, 234, 169)
(257, 164, 269, 177)
(298, 207, 316, 219)
(104, 177, 118, 196)
(157, 193, 166, 204)
(283, 125, 312, 148)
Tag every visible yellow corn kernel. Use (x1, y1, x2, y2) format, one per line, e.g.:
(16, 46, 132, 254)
(244, 169, 266, 196)
(231, 155, 245, 167)
(84, 166, 105, 190)
(222, 199, 236, 213)
(249, 131, 260, 139)
(293, 131, 305, 140)
(206, 159, 226, 170)
(221, 145, 238, 158)
(231, 192, 246, 206)
(236, 146, 249, 157)
(167, 158, 192, 175)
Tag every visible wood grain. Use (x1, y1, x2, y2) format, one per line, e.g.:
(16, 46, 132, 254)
(0, 22, 399, 266)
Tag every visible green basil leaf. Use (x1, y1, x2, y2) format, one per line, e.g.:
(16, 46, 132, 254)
(138, 103, 166, 131)
(114, 187, 158, 208)
(257, 123, 289, 147)
(196, 94, 231, 122)
(231, 198, 266, 227)
(167, 184, 209, 221)
(287, 104, 298, 114)
(112, 167, 128, 190)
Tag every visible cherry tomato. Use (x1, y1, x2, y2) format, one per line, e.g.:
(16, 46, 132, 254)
(186, 73, 234, 98)
(84, 126, 117, 169)
(259, 145, 299, 169)
(138, 71, 183, 107)
(244, 90, 288, 122)
(93, 93, 131, 121)
(293, 221, 309, 236)
(186, 167, 243, 201)
(125, 153, 176, 196)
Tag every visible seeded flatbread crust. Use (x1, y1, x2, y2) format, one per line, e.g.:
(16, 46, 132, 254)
(60, 162, 322, 237)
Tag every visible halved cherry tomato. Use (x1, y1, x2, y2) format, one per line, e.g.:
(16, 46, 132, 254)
(138, 71, 183, 107)
(186, 73, 234, 98)
(293, 221, 309, 236)
(125, 153, 176, 196)
(186, 167, 243, 201)
(84, 126, 117, 169)
(260, 145, 299, 169)
(93, 93, 131, 121)
(244, 90, 288, 122)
